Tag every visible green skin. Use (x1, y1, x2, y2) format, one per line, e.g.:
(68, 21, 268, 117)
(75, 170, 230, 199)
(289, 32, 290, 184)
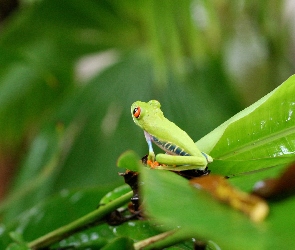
(131, 100, 213, 171)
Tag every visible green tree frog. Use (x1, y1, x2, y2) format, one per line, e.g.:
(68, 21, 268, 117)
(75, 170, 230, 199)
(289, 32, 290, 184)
(131, 100, 213, 171)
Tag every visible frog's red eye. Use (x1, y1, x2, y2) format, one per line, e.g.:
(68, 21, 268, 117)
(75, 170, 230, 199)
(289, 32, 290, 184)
(133, 106, 141, 118)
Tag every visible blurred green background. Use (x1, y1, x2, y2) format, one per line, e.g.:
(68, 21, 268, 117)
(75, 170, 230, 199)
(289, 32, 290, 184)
(0, 0, 294, 221)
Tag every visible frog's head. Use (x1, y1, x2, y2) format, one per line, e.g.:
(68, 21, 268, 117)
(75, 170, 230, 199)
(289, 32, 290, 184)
(131, 100, 163, 129)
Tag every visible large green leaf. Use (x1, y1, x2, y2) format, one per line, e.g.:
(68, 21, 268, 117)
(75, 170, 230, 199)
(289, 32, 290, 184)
(197, 75, 295, 176)
(141, 168, 295, 250)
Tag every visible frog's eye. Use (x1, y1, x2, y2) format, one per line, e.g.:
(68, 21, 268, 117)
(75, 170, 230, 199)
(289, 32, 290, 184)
(133, 106, 141, 118)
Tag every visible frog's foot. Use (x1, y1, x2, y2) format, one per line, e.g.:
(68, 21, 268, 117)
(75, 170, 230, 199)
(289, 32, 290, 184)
(147, 160, 160, 169)
(201, 152, 213, 164)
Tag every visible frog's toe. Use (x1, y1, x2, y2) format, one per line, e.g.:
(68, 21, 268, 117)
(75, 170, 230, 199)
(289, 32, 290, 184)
(147, 160, 160, 169)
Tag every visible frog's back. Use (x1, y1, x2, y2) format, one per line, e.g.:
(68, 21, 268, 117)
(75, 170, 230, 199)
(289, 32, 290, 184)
(146, 116, 203, 157)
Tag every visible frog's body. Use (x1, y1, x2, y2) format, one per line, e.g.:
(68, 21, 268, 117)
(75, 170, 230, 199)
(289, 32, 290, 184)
(131, 100, 213, 170)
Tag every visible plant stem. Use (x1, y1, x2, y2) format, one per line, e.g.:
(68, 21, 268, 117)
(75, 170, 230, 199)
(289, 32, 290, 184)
(28, 191, 133, 249)
(134, 228, 195, 250)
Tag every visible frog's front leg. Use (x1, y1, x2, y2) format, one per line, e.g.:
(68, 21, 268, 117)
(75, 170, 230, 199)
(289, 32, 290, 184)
(155, 153, 212, 171)
(144, 131, 159, 168)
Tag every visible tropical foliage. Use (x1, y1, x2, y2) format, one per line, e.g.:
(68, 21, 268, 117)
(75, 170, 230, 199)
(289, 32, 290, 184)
(0, 0, 294, 249)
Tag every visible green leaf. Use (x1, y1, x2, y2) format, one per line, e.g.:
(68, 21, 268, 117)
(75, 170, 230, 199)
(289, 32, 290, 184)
(199, 74, 295, 159)
(112, 221, 163, 241)
(99, 184, 131, 205)
(141, 167, 295, 249)
(197, 75, 295, 175)
(117, 150, 142, 172)
(210, 157, 289, 178)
